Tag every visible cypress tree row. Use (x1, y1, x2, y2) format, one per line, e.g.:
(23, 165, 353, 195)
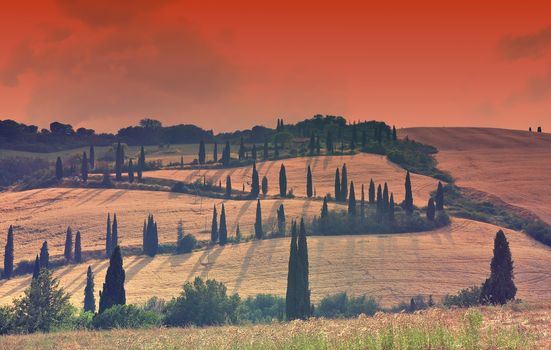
(55, 157, 63, 180)
(115, 142, 123, 181)
(84, 266, 96, 313)
(105, 213, 112, 258)
(89, 145, 95, 169)
(40, 241, 49, 269)
(32, 255, 40, 280)
(360, 184, 366, 218)
(143, 215, 159, 256)
(211, 205, 218, 243)
(334, 168, 341, 201)
(403, 171, 414, 215)
(321, 196, 329, 219)
(427, 198, 435, 221)
(369, 179, 375, 204)
(74, 231, 82, 263)
(3, 225, 14, 279)
(279, 164, 287, 197)
(277, 204, 286, 236)
(251, 162, 260, 198)
(435, 181, 444, 211)
(306, 165, 313, 198)
(64, 226, 73, 261)
(219, 204, 228, 245)
(111, 213, 118, 252)
(480, 230, 517, 305)
(198, 140, 206, 164)
(81, 152, 88, 182)
(213, 142, 218, 162)
(254, 199, 263, 239)
(348, 181, 356, 215)
(389, 193, 395, 222)
(341, 164, 348, 202)
(263, 140, 269, 160)
(98, 246, 126, 314)
(225, 175, 232, 197)
(261, 176, 268, 197)
(128, 159, 134, 183)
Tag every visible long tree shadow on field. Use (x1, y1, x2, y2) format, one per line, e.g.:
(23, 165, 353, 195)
(230, 198, 255, 234)
(98, 190, 127, 206)
(13, 188, 50, 203)
(199, 245, 225, 280)
(1, 276, 32, 299)
(75, 189, 108, 207)
(125, 256, 156, 281)
(185, 249, 211, 282)
(231, 241, 258, 295)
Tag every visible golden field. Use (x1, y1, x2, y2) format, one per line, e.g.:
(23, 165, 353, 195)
(1, 218, 550, 308)
(399, 127, 551, 225)
(0, 188, 342, 263)
(1, 305, 549, 349)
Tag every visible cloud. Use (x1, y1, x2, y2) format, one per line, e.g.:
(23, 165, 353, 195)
(499, 24, 551, 60)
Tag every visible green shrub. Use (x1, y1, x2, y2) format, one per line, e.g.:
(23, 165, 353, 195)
(238, 294, 285, 324)
(92, 304, 161, 329)
(177, 233, 197, 254)
(443, 286, 482, 308)
(315, 292, 380, 318)
(0, 306, 14, 335)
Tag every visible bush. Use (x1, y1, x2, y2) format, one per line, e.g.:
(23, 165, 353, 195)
(163, 277, 240, 327)
(238, 294, 285, 324)
(177, 234, 197, 254)
(443, 286, 482, 308)
(0, 306, 14, 335)
(92, 304, 161, 329)
(315, 292, 379, 318)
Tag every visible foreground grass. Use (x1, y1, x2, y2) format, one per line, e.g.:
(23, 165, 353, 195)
(2, 306, 549, 350)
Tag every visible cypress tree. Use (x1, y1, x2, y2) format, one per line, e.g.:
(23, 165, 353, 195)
(211, 205, 218, 243)
(82, 152, 88, 182)
(383, 183, 389, 213)
(64, 226, 73, 261)
(142, 219, 147, 253)
(225, 175, 232, 197)
(254, 199, 263, 239)
(252, 144, 257, 160)
(222, 141, 231, 166)
(84, 266, 96, 313)
(74, 231, 82, 263)
(111, 213, 118, 252)
(198, 140, 206, 164)
(306, 165, 313, 198)
(392, 125, 397, 141)
(435, 182, 444, 211)
(213, 142, 218, 162)
(40, 241, 49, 269)
(251, 162, 260, 198)
(334, 168, 341, 201)
(427, 198, 435, 221)
(279, 164, 287, 197)
(348, 181, 356, 215)
(115, 142, 123, 181)
(55, 157, 63, 180)
(369, 179, 375, 204)
(262, 176, 268, 197)
(376, 185, 383, 219)
(105, 213, 112, 258)
(128, 159, 134, 183)
(144, 215, 158, 257)
(341, 164, 348, 201)
(277, 204, 286, 236)
(404, 171, 414, 215)
(480, 230, 517, 305)
(98, 246, 126, 313)
(285, 221, 298, 320)
(238, 137, 245, 160)
(219, 204, 228, 245)
(296, 218, 311, 319)
(3, 225, 14, 279)
(32, 255, 40, 280)
(389, 193, 395, 222)
(360, 184, 366, 218)
(321, 196, 329, 219)
(137, 146, 145, 181)
(89, 145, 95, 169)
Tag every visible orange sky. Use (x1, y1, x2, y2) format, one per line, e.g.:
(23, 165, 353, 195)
(1, 0, 551, 133)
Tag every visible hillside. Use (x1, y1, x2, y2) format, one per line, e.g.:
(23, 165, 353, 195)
(399, 127, 551, 225)
(145, 153, 439, 205)
(1, 218, 550, 308)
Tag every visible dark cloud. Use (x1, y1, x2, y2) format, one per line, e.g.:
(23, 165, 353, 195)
(499, 24, 551, 60)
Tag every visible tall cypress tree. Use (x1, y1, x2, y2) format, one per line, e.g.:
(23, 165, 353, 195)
(128, 159, 134, 183)
(404, 171, 414, 215)
(254, 199, 263, 239)
(142, 219, 147, 253)
(211, 205, 218, 243)
(213, 142, 218, 162)
(285, 221, 298, 320)
(111, 213, 118, 252)
(277, 204, 286, 236)
(198, 140, 206, 164)
(306, 165, 313, 198)
(251, 162, 260, 198)
(74, 231, 82, 263)
(279, 164, 287, 197)
(225, 175, 232, 197)
(144, 215, 158, 257)
(376, 184, 383, 219)
(480, 230, 517, 305)
(219, 204, 228, 245)
(3, 225, 14, 279)
(84, 266, 96, 313)
(348, 181, 356, 215)
(89, 145, 95, 169)
(321, 196, 329, 219)
(360, 184, 366, 218)
(369, 179, 375, 204)
(334, 168, 341, 201)
(262, 176, 268, 197)
(55, 157, 63, 180)
(383, 183, 389, 213)
(115, 142, 123, 181)
(64, 226, 73, 261)
(435, 182, 444, 211)
(392, 125, 397, 141)
(40, 241, 49, 269)
(98, 246, 126, 313)
(389, 193, 395, 222)
(32, 255, 40, 280)
(222, 141, 231, 166)
(105, 213, 112, 258)
(341, 164, 348, 202)
(427, 198, 435, 221)
(296, 218, 311, 319)
(82, 152, 88, 182)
